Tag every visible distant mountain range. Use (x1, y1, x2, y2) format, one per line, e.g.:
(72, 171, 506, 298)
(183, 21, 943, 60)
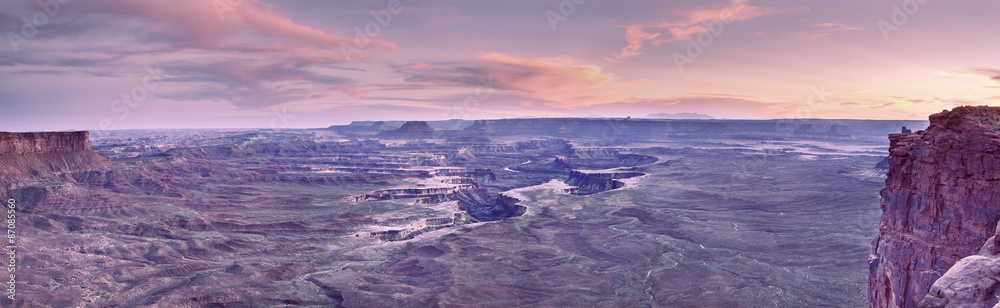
(643, 112, 715, 120)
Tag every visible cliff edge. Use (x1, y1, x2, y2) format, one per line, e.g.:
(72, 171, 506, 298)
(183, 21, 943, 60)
(0, 131, 112, 199)
(870, 106, 1000, 308)
(0, 131, 91, 153)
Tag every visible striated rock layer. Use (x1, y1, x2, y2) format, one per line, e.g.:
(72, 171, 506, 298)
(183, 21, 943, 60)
(869, 106, 1000, 308)
(0, 131, 113, 200)
(0, 131, 90, 153)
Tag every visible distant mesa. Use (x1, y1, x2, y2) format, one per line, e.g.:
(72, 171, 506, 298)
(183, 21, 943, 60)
(396, 121, 434, 132)
(370, 121, 388, 131)
(327, 121, 398, 135)
(643, 112, 714, 120)
(792, 124, 817, 136)
(332, 120, 485, 139)
(335, 117, 928, 142)
(827, 124, 852, 138)
(332, 119, 474, 132)
(376, 121, 435, 139)
(462, 117, 927, 141)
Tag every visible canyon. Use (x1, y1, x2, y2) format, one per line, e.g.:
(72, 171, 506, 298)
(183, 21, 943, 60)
(3, 117, 927, 306)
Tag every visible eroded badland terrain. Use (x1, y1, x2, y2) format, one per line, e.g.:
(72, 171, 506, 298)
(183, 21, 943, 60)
(2, 118, 927, 307)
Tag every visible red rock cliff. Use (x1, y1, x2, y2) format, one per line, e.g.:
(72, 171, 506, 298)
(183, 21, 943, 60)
(0, 131, 112, 199)
(870, 106, 1000, 308)
(0, 131, 91, 153)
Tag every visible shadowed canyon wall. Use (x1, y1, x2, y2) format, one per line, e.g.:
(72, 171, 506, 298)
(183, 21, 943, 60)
(870, 106, 1000, 308)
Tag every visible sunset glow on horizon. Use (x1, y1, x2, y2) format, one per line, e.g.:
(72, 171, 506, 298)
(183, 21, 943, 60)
(1, 0, 998, 131)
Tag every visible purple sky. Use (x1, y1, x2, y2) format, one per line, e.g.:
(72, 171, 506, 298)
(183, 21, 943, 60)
(1, 0, 998, 131)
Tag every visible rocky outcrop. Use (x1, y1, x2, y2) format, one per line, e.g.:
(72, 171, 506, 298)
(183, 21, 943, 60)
(869, 106, 1000, 308)
(1, 131, 113, 200)
(377, 121, 435, 139)
(398, 121, 433, 132)
(351, 186, 472, 203)
(349, 168, 497, 203)
(918, 223, 1000, 308)
(564, 170, 644, 195)
(0, 131, 90, 153)
(551, 157, 574, 170)
(368, 213, 470, 241)
(453, 187, 525, 221)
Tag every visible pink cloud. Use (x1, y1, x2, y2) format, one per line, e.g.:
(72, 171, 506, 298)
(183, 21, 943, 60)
(396, 53, 656, 109)
(607, 0, 807, 61)
(405, 62, 430, 69)
(791, 22, 863, 39)
(46, 0, 401, 109)
(477, 53, 614, 93)
(972, 68, 1000, 81)
(81, 0, 395, 52)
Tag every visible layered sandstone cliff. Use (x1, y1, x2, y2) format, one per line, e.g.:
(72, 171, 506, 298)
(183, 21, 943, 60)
(0, 131, 91, 153)
(869, 106, 1000, 308)
(0, 131, 112, 200)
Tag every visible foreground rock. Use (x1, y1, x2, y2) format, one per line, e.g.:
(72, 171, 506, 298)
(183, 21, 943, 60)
(919, 223, 1000, 308)
(869, 106, 1000, 307)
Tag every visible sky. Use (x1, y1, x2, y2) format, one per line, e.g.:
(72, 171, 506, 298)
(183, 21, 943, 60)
(1, 0, 999, 131)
